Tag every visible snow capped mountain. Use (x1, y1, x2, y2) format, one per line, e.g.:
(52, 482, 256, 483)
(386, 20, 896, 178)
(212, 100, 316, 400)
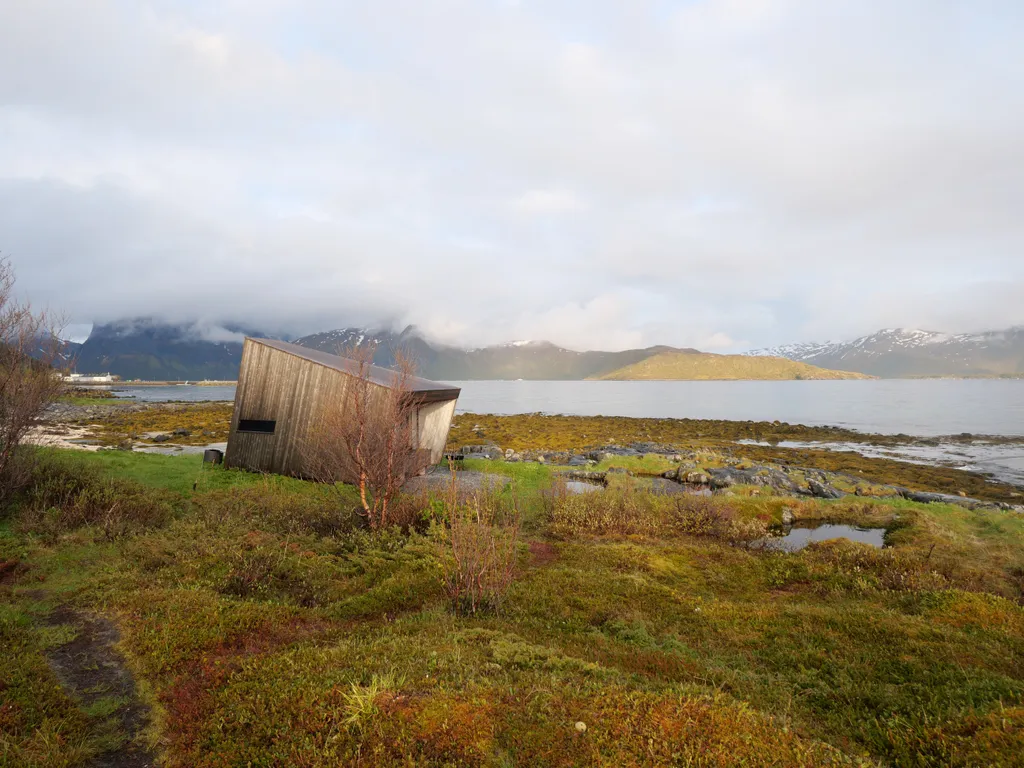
(749, 327, 1024, 377)
(294, 326, 397, 352)
(293, 328, 681, 380)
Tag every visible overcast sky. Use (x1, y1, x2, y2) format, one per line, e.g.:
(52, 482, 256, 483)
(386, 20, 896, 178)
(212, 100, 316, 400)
(2, 1, 1023, 351)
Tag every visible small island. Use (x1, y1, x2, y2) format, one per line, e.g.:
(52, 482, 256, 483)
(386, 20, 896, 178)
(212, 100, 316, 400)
(591, 351, 872, 380)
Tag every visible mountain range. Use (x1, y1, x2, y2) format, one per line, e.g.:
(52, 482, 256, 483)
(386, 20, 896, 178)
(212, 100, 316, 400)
(66, 320, 1024, 381)
(749, 327, 1024, 378)
(72, 320, 254, 381)
(293, 327, 689, 380)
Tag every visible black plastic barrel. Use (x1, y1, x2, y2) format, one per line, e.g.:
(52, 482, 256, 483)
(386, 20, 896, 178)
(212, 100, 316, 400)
(203, 449, 224, 465)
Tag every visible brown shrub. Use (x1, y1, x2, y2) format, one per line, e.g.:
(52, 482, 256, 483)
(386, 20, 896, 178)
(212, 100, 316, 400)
(303, 344, 427, 531)
(437, 473, 521, 615)
(190, 484, 358, 538)
(0, 259, 67, 505)
(17, 454, 172, 540)
(550, 486, 753, 543)
(670, 495, 735, 536)
(804, 539, 948, 594)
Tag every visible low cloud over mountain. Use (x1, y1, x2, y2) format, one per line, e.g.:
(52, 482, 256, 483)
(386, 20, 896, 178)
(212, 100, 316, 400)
(3, 2, 1023, 351)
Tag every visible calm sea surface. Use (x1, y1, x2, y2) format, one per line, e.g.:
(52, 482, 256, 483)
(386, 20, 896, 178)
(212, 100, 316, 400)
(113, 380, 1024, 437)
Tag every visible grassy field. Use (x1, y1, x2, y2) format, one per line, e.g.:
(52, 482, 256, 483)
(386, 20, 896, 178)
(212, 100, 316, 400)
(2, 447, 1023, 767)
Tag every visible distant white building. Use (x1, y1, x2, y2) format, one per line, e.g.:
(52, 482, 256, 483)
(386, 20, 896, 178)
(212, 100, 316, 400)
(63, 373, 118, 383)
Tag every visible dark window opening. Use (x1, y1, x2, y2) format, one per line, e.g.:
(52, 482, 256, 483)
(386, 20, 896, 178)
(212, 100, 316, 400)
(238, 419, 276, 434)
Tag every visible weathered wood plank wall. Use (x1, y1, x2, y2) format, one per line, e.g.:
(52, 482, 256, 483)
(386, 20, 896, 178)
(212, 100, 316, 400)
(225, 338, 459, 478)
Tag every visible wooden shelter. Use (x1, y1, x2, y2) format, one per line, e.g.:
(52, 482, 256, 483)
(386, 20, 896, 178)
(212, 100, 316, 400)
(224, 338, 460, 478)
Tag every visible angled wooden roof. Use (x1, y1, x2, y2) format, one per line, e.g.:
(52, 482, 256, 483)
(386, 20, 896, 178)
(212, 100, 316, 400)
(245, 337, 461, 402)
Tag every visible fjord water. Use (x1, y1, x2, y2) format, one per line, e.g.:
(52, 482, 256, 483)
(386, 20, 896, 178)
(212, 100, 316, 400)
(450, 379, 1024, 437)
(115, 379, 1024, 437)
(113, 385, 238, 403)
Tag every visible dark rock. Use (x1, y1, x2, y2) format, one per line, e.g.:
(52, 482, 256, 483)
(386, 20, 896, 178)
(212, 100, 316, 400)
(593, 445, 644, 458)
(172, 428, 191, 437)
(151, 434, 172, 443)
(460, 444, 502, 460)
(649, 477, 711, 496)
(707, 467, 754, 489)
(807, 479, 844, 499)
(897, 488, 1000, 510)
(707, 466, 803, 494)
(563, 470, 607, 484)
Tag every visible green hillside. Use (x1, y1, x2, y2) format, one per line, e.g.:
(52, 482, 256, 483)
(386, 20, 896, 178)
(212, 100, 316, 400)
(593, 351, 872, 381)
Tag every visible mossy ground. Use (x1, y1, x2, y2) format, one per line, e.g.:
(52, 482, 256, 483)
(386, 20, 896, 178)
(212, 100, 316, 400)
(2, 445, 1023, 767)
(449, 413, 1024, 504)
(67, 402, 234, 447)
(52, 407, 1024, 503)
(57, 388, 119, 407)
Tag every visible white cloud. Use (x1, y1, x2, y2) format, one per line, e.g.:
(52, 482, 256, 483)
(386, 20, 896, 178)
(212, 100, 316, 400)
(1, 0, 1022, 352)
(512, 189, 586, 214)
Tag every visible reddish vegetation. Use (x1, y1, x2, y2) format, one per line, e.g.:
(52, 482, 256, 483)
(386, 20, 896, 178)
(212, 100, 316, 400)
(0, 559, 23, 583)
(528, 540, 559, 566)
(159, 617, 332, 757)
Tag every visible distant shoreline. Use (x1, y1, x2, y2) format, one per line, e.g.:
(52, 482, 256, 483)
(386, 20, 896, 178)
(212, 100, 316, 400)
(74, 381, 238, 387)
(72, 376, 1023, 385)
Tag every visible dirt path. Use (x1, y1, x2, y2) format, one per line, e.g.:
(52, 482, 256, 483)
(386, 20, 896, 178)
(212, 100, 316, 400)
(40, 604, 157, 768)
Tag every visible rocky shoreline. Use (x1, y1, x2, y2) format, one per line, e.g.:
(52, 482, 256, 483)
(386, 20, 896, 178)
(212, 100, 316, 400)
(31, 402, 1024, 509)
(455, 441, 1024, 513)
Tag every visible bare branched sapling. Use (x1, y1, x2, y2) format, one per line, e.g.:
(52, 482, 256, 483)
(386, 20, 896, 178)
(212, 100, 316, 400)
(305, 343, 427, 530)
(0, 257, 68, 503)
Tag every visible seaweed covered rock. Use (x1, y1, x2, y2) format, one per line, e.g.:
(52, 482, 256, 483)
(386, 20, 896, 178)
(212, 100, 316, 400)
(706, 466, 801, 494)
(807, 478, 845, 499)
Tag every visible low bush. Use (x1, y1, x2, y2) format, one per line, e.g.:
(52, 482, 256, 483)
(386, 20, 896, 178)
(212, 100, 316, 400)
(218, 535, 324, 607)
(549, 483, 662, 538)
(802, 539, 949, 595)
(190, 482, 360, 538)
(16, 453, 173, 540)
(549, 486, 768, 544)
(435, 478, 521, 615)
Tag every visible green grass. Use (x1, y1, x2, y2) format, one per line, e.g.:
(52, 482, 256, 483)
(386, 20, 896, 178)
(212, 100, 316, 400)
(57, 396, 121, 407)
(2, 448, 1023, 766)
(41, 449, 317, 497)
(461, 458, 553, 492)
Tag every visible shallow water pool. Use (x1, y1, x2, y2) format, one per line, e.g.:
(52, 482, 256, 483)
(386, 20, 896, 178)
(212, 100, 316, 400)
(759, 524, 886, 552)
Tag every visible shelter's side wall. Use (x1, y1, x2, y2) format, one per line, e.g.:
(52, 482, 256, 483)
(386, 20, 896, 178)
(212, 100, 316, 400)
(416, 399, 458, 463)
(228, 341, 386, 478)
(225, 342, 284, 475)
(226, 341, 338, 475)
(274, 356, 352, 477)
(227, 338, 459, 477)
(224, 339, 278, 472)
